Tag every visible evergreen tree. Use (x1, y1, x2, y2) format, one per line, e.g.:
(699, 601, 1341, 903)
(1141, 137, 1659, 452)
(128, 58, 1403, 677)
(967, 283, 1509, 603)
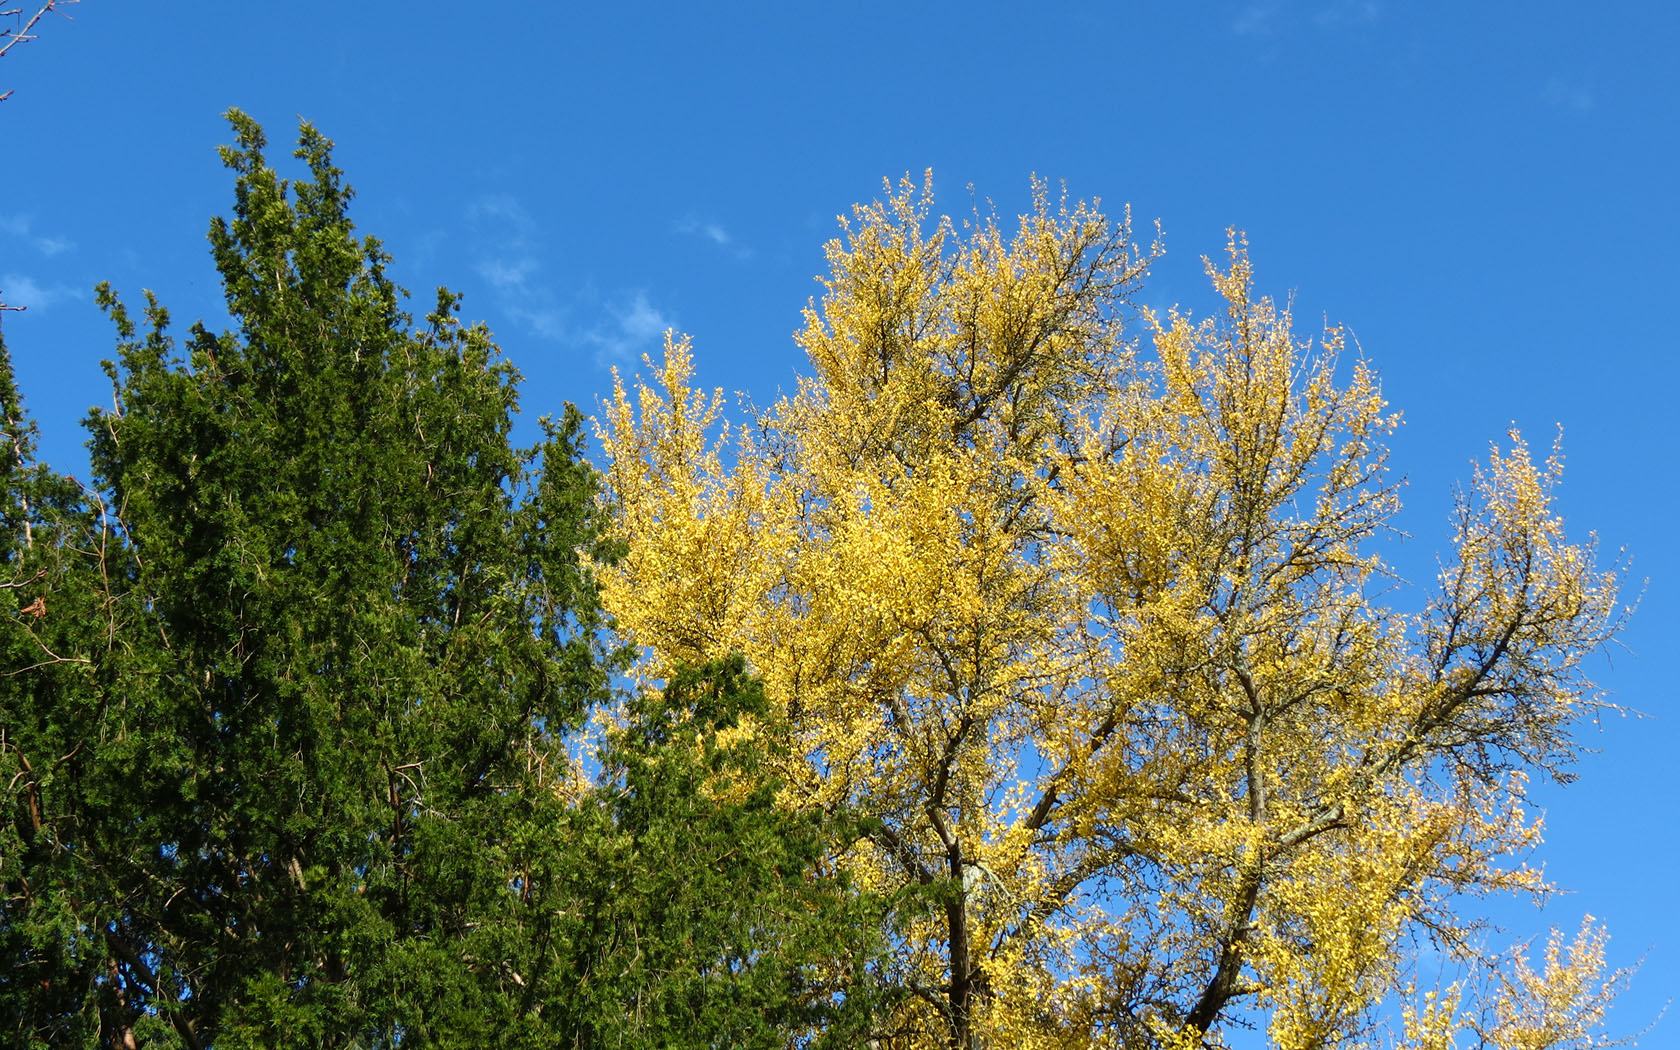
(552, 655, 896, 1050)
(3, 110, 621, 1048)
(1, 110, 893, 1049)
(0, 326, 119, 1047)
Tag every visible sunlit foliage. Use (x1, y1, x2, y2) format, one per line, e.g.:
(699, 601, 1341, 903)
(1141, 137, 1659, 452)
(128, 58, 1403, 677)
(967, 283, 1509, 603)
(598, 176, 1630, 1050)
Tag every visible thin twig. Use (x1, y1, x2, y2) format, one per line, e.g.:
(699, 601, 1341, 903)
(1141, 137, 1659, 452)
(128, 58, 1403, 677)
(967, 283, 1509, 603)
(0, 0, 80, 101)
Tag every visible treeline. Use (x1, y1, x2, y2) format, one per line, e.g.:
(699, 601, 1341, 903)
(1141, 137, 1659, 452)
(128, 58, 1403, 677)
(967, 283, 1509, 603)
(1, 115, 1635, 1049)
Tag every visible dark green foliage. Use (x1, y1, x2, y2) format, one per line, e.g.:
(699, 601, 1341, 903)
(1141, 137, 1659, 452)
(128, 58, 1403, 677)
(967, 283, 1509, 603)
(6, 109, 621, 1047)
(552, 655, 894, 1050)
(0, 327, 120, 1048)
(0, 111, 886, 1048)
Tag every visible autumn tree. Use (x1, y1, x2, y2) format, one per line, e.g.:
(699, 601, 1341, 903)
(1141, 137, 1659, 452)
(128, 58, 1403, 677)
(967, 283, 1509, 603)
(597, 177, 1631, 1050)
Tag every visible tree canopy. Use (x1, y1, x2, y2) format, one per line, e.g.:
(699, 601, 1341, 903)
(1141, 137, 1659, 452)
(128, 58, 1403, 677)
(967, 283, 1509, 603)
(598, 176, 1632, 1050)
(0, 114, 1638, 1049)
(0, 112, 883, 1049)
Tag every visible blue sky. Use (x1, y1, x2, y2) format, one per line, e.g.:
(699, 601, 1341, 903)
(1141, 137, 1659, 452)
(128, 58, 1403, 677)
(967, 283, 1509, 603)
(3, 1, 1675, 1038)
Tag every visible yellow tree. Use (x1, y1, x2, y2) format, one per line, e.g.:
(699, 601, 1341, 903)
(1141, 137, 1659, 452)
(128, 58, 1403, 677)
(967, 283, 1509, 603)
(596, 176, 1629, 1050)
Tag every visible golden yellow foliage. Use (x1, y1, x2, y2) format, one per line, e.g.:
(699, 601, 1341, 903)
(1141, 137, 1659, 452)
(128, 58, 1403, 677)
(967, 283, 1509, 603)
(1477, 919, 1637, 1050)
(595, 176, 1628, 1050)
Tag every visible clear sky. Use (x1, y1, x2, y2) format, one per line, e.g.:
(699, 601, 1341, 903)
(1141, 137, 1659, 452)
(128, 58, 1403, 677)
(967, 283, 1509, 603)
(3, 1, 1675, 1039)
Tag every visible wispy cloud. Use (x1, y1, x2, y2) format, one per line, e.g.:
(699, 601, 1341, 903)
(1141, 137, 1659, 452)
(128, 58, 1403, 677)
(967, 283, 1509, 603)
(1231, 2, 1282, 37)
(1543, 77, 1595, 114)
(1232, 0, 1381, 37)
(1313, 0, 1381, 28)
(467, 192, 568, 341)
(0, 273, 78, 312)
(674, 215, 753, 260)
(510, 303, 567, 341)
(475, 257, 540, 296)
(0, 215, 75, 257)
(464, 194, 677, 363)
(583, 291, 674, 365)
(404, 228, 448, 272)
(467, 193, 533, 228)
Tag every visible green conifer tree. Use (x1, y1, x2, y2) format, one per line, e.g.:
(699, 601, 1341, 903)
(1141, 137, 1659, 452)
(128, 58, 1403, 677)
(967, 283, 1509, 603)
(3, 110, 621, 1048)
(2, 111, 892, 1050)
(552, 655, 896, 1050)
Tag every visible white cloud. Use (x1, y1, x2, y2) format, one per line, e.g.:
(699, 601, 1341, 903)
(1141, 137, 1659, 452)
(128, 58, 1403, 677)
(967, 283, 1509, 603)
(463, 194, 676, 361)
(467, 193, 567, 340)
(1314, 0, 1381, 27)
(616, 292, 670, 344)
(0, 273, 77, 312)
(509, 305, 567, 341)
(675, 215, 753, 260)
(583, 291, 673, 365)
(1231, 2, 1282, 36)
(1232, 0, 1381, 37)
(476, 256, 540, 295)
(0, 215, 75, 256)
(675, 216, 731, 247)
(467, 193, 534, 230)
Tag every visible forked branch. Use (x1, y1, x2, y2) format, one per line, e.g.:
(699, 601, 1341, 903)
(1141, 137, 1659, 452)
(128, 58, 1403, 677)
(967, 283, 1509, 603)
(0, 0, 80, 101)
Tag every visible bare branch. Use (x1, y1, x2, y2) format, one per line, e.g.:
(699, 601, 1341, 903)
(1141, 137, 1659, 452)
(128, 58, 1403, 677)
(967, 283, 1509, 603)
(0, 0, 80, 101)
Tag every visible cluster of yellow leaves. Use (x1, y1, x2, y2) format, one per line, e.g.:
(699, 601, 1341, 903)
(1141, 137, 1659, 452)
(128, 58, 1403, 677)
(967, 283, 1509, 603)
(595, 176, 1628, 1050)
(1482, 919, 1638, 1050)
(1392, 919, 1639, 1050)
